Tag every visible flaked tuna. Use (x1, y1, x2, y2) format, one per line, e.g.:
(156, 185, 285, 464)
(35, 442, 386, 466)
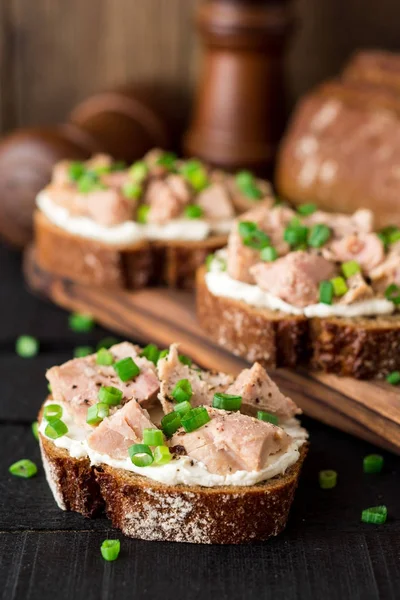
(339, 273, 374, 304)
(304, 208, 374, 237)
(196, 183, 235, 221)
(145, 175, 191, 224)
(87, 399, 155, 460)
(170, 407, 291, 475)
(250, 251, 336, 307)
(370, 242, 400, 292)
(324, 233, 384, 271)
(47, 342, 159, 426)
(86, 189, 135, 226)
(226, 362, 300, 418)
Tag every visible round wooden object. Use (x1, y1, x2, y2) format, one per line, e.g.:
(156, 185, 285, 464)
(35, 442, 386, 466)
(184, 0, 293, 175)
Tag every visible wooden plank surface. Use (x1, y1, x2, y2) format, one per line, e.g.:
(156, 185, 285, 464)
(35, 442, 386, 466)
(24, 247, 400, 454)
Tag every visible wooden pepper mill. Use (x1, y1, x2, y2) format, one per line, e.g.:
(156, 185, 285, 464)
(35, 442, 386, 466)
(0, 85, 174, 248)
(184, 0, 292, 175)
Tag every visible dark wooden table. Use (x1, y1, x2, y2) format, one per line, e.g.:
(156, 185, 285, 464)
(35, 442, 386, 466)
(1, 242, 399, 600)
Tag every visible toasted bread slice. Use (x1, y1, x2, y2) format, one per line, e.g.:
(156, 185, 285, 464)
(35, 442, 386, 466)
(35, 210, 227, 289)
(39, 416, 307, 544)
(196, 266, 400, 378)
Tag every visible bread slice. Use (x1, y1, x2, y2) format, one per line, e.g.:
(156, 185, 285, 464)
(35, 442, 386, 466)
(34, 210, 227, 289)
(39, 416, 307, 544)
(196, 266, 400, 378)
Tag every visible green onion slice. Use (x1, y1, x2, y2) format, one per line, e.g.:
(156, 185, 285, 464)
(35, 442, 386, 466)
(158, 349, 169, 361)
(341, 260, 361, 278)
(319, 280, 334, 305)
(284, 224, 309, 247)
(153, 445, 172, 465)
(122, 181, 142, 200)
(171, 379, 193, 403)
(98, 385, 123, 406)
(129, 160, 149, 183)
(184, 205, 204, 219)
(114, 357, 140, 382)
(74, 345, 94, 358)
(161, 411, 182, 437)
(9, 459, 38, 479)
(319, 469, 337, 489)
(137, 204, 150, 224)
(43, 403, 63, 422)
(15, 335, 39, 358)
(128, 443, 153, 467)
(45, 419, 68, 439)
(181, 406, 211, 433)
(140, 344, 160, 365)
(155, 151, 177, 170)
(235, 171, 262, 200)
(100, 539, 121, 562)
(238, 221, 270, 249)
(143, 428, 164, 446)
(68, 161, 86, 181)
(32, 421, 39, 441)
(363, 454, 384, 474)
(179, 159, 209, 192)
(69, 312, 95, 333)
(96, 337, 118, 350)
(330, 276, 348, 297)
(178, 354, 192, 367)
(212, 392, 242, 411)
(384, 283, 400, 305)
(361, 505, 387, 524)
(308, 223, 331, 248)
(174, 400, 192, 416)
(297, 203, 317, 216)
(260, 246, 278, 262)
(386, 371, 400, 385)
(96, 348, 114, 366)
(86, 403, 110, 426)
(257, 410, 279, 425)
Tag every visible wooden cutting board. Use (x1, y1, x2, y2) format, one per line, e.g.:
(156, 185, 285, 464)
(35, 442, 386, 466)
(24, 247, 400, 455)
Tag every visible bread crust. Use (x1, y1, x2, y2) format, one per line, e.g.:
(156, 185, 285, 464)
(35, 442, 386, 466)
(196, 266, 400, 378)
(38, 410, 307, 544)
(34, 210, 227, 289)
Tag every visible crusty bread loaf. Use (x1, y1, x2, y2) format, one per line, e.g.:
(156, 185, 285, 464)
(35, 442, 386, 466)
(38, 409, 307, 544)
(34, 210, 227, 290)
(196, 266, 400, 378)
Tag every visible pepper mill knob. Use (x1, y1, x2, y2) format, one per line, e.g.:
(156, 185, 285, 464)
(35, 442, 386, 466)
(184, 0, 292, 175)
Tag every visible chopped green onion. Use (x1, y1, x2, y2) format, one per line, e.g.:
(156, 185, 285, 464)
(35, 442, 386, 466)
(143, 428, 164, 446)
(155, 151, 177, 171)
(140, 343, 160, 365)
(235, 171, 262, 200)
(137, 205, 150, 224)
(161, 411, 182, 436)
(297, 203, 317, 216)
(47, 382, 52, 393)
(97, 337, 118, 350)
(361, 505, 387, 524)
(184, 205, 203, 219)
(122, 181, 142, 200)
(98, 385, 123, 406)
(68, 161, 85, 181)
(179, 354, 192, 367)
(43, 403, 63, 422)
(388, 229, 400, 244)
(386, 371, 400, 385)
(319, 469, 337, 489)
(179, 159, 209, 192)
(341, 260, 361, 278)
(153, 445, 172, 465)
(181, 406, 211, 433)
(158, 349, 169, 360)
(69, 312, 95, 333)
(110, 161, 126, 172)
(257, 410, 279, 425)
(114, 357, 140, 382)
(284, 224, 308, 247)
(239, 221, 270, 249)
(319, 280, 334, 305)
(100, 539, 121, 562)
(212, 392, 242, 411)
(86, 403, 109, 425)
(174, 400, 192, 416)
(77, 171, 102, 194)
(238, 221, 257, 238)
(32, 421, 39, 441)
(73, 345, 94, 358)
(330, 276, 348, 297)
(129, 160, 149, 183)
(171, 379, 193, 403)
(308, 224, 331, 248)
(96, 348, 114, 366)
(45, 419, 68, 439)
(206, 254, 214, 271)
(9, 459, 37, 479)
(128, 443, 153, 467)
(384, 283, 400, 305)
(15, 335, 39, 358)
(363, 454, 384, 474)
(260, 246, 278, 262)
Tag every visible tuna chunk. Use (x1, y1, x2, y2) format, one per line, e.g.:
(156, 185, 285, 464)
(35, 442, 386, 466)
(304, 209, 374, 238)
(86, 189, 135, 226)
(101, 171, 131, 190)
(340, 273, 374, 304)
(46, 342, 159, 426)
(324, 233, 384, 271)
(86, 399, 155, 460)
(170, 408, 291, 475)
(145, 175, 191, 224)
(196, 183, 235, 221)
(52, 160, 72, 186)
(370, 242, 400, 292)
(226, 362, 300, 418)
(250, 251, 336, 307)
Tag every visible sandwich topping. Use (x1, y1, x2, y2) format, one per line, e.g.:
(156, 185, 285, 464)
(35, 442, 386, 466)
(36, 151, 273, 245)
(39, 342, 307, 488)
(205, 204, 400, 318)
